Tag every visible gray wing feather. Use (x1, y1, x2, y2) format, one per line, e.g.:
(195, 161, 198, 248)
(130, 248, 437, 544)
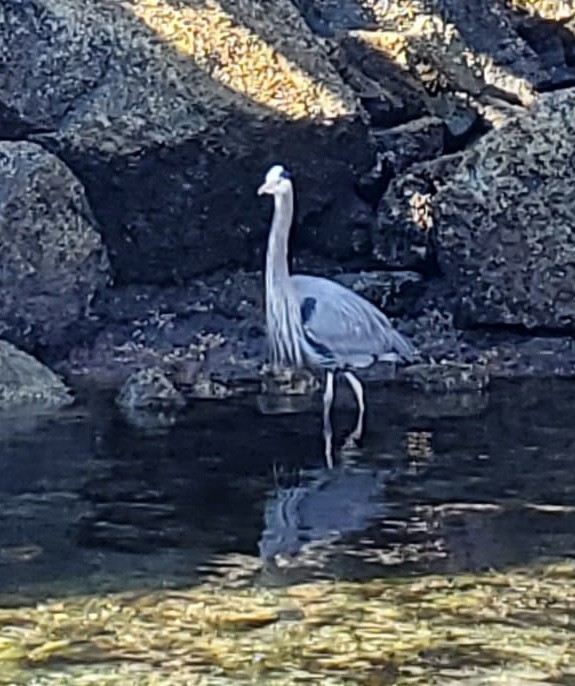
(291, 274, 416, 368)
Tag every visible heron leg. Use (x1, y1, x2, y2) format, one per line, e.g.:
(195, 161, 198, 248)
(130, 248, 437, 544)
(322, 370, 335, 468)
(343, 371, 365, 443)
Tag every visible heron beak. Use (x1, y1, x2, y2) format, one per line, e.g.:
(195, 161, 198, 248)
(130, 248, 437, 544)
(257, 182, 271, 196)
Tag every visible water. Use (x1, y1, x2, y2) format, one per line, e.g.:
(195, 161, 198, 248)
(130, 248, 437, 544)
(1, 378, 575, 602)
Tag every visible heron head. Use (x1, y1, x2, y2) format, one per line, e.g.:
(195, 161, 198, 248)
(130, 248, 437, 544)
(257, 164, 292, 197)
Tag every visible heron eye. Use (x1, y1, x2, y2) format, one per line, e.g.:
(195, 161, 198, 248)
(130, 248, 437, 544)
(280, 169, 291, 180)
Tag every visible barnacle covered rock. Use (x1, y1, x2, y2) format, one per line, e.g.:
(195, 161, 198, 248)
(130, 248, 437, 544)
(376, 88, 575, 333)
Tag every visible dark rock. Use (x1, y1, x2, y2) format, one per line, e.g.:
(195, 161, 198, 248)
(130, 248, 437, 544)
(398, 361, 490, 393)
(406, 390, 489, 420)
(369, 116, 445, 172)
(433, 88, 575, 333)
(0, 340, 73, 409)
(372, 152, 465, 271)
(333, 270, 424, 317)
(338, 32, 431, 127)
(510, 8, 575, 87)
(376, 90, 575, 335)
(412, 0, 548, 98)
(292, 0, 379, 33)
(432, 95, 484, 152)
(0, 140, 110, 354)
(354, 151, 396, 210)
(115, 366, 186, 429)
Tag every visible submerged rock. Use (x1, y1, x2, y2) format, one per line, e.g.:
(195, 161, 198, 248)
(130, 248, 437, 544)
(116, 367, 187, 429)
(0, 340, 73, 409)
(0, 140, 110, 353)
(116, 368, 186, 412)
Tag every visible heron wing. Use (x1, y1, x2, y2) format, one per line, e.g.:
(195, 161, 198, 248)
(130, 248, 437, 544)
(291, 274, 415, 368)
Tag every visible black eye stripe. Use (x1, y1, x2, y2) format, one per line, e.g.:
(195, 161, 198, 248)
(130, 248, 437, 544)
(280, 169, 291, 180)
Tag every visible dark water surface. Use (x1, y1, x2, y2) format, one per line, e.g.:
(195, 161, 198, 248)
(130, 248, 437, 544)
(1, 379, 575, 601)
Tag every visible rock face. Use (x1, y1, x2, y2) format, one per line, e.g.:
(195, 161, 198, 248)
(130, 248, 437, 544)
(2, 0, 574, 288)
(0, 140, 110, 353)
(0, 340, 73, 409)
(304, 0, 575, 123)
(0, 0, 371, 284)
(378, 88, 575, 333)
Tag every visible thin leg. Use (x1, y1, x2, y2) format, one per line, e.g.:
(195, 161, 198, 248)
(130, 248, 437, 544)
(344, 371, 365, 443)
(322, 370, 335, 468)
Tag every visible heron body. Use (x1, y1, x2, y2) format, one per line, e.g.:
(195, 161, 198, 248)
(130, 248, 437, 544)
(257, 164, 416, 461)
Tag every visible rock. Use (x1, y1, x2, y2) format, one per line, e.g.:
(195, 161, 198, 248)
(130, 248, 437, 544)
(376, 88, 575, 333)
(369, 116, 445, 172)
(354, 151, 396, 210)
(0, 0, 371, 283)
(333, 270, 424, 317)
(116, 368, 186, 412)
(434, 88, 575, 332)
(307, 0, 575, 133)
(0, 140, 110, 354)
(509, 2, 575, 88)
(257, 366, 320, 416)
(115, 366, 186, 429)
(373, 152, 465, 271)
(432, 95, 483, 152)
(406, 390, 490, 420)
(398, 361, 490, 393)
(0, 340, 73, 409)
(337, 32, 430, 127)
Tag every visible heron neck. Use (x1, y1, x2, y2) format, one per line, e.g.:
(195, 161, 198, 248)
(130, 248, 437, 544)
(266, 188, 293, 291)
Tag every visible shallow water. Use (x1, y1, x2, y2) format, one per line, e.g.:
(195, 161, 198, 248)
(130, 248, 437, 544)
(1, 378, 575, 601)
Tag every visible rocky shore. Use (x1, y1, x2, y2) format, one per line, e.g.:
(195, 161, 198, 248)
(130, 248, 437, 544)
(1, 0, 574, 408)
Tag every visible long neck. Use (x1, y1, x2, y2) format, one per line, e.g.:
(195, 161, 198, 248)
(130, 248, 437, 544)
(264, 184, 305, 369)
(265, 187, 293, 296)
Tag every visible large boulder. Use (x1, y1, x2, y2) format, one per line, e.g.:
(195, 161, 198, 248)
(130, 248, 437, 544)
(0, 0, 371, 284)
(0, 340, 73, 409)
(376, 88, 575, 333)
(0, 140, 110, 353)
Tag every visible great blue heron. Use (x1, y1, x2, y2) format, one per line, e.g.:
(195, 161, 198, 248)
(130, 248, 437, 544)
(257, 164, 416, 462)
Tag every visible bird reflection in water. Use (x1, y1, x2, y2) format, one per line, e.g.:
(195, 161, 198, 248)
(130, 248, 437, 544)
(258, 461, 389, 564)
